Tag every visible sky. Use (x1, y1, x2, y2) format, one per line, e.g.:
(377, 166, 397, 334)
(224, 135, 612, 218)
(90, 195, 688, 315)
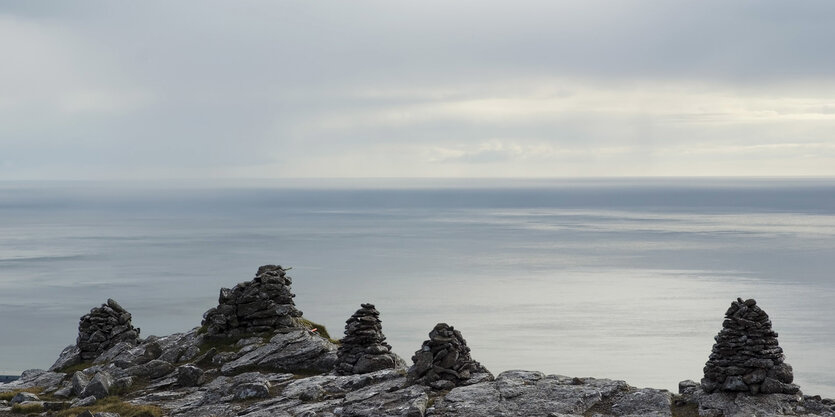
(2, 1, 835, 179)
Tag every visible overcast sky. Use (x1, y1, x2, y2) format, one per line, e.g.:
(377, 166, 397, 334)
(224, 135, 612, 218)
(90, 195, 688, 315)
(2, 1, 835, 179)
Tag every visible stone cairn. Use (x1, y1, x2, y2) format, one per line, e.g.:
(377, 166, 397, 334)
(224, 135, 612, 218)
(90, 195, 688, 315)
(202, 265, 303, 338)
(702, 298, 799, 395)
(335, 303, 402, 375)
(77, 299, 140, 361)
(407, 323, 492, 390)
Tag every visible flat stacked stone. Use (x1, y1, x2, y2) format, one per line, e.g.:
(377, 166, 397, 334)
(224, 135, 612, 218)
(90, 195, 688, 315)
(407, 323, 492, 390)
(202, 265, 303, 338)
(702, 298, 799, 395)
(77, 299, 140, 361)
(335, 303, 403, 375)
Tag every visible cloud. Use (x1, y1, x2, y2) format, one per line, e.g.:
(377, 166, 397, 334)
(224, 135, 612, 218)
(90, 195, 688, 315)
(2, 1, 835, 179)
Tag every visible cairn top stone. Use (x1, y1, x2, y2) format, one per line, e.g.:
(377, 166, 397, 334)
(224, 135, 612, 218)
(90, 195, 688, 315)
(202, 264, 304, 338)
(77, 299, 140, 362)
(335, 303, 404, 375)
(701, 298, 799, 395)
(407, 323, 492, 390)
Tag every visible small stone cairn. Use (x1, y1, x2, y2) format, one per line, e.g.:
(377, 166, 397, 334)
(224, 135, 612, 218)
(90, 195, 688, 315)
(702, 298, 799, 395)
(77, 299, 140, 361)
(202, 265, 303, 338)
(335, 303, 403, 375)
(407, 323, 492, 390)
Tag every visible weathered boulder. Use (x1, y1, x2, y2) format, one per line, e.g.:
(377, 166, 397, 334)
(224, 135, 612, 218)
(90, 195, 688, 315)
(176, 365, 205, 387)
(201, 265, 304, 338)
(80, 371, 113, 399)
(220, 329, 337, 375)
(77, 299, 140, 362)
(126, 359, 175, 380)
(49, 344, 81, 372)
(702, 298, 800, 395)
(335, 303, 405, 375)
(407, 323, 493, 389)
(71, 371, 90, 396)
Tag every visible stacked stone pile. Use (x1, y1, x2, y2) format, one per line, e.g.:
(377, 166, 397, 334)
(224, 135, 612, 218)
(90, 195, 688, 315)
(702, 298, 799, 395)
(335, 303, 403, 375)
(77, 299, 140, 361)
(407, 323, 492, 390)
(202, 265, 304, 338)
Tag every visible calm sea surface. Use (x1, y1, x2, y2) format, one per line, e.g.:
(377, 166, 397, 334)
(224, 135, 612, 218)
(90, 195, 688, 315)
(1, 179, 834, 396)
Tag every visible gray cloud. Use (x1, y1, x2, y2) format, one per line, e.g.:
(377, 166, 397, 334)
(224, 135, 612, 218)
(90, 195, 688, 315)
(1, 1, 835, 179)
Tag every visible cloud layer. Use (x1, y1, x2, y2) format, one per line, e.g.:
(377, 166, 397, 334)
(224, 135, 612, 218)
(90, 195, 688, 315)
(2, 0, 835, 179)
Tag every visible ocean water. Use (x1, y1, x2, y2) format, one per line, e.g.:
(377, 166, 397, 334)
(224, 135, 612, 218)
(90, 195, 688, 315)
(1, 178, 834, 396)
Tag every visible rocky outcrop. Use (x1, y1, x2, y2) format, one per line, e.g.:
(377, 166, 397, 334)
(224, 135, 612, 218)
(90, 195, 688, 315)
(201, 265, 303, 338)
(335, 303, 405, 375)
(407, 323, 493, 390)
(77, 299, 140, 362)
(5, 264, 835, 417)
(702, 298, 799, 396)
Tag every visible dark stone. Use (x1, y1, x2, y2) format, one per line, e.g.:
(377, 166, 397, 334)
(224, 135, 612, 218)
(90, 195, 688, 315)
(201, 265, 304, 337)
(76, 300, 140, 362)
(701, 298, 800, 396)
(335, 303, 404, 375)
(406, 323, 492, 389)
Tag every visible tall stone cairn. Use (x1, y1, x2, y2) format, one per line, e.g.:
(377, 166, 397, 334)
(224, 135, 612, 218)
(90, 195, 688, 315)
(407, 323, 492, 390)
(77, 299, 140, 361)
(702, 298, 799, 395)
(201, 265, 303, 338)
(335, 303, 404, 375)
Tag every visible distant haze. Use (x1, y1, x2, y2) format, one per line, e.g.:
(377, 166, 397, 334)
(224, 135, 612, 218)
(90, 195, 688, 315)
(2, 1, 835, 179)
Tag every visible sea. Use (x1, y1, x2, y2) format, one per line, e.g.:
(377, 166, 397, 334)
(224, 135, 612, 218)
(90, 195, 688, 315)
(1, 178, 833, 396)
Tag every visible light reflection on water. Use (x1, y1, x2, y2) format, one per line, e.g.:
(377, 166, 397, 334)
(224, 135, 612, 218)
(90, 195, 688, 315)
(1, 180, 834, 396)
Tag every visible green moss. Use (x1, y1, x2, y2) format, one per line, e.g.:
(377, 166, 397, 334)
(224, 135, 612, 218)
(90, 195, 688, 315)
(60, 361, 94, 374)
(298, 318, 339, 344)
(11, 402, 44, 414)
(55, 395, 163, 417)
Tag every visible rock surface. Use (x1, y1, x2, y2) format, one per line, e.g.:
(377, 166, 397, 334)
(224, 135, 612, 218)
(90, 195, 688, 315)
(336, 303, 406, 375)
(77, 299, 140, 362)
(702, 298, 800, 396)
(407, 323, 493, 390)
(202, 265, 304, 338)
(3, 267, 835, 417)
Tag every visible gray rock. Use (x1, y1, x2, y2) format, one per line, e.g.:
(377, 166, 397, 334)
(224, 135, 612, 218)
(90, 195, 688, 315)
(176, 364, 205, 387)
(10, 391, 40, 405)
(126, 359, 175, 380)
(53, 384, 73, 398)
(220, 329, 337, 375)
(234, 382, 272, 400)
(72, 370, 90, 396)
(49, 344, 81, 372)
(81, 371, 113, 399)
(112, 376, 134, 393)
(71, 395, 98, 407)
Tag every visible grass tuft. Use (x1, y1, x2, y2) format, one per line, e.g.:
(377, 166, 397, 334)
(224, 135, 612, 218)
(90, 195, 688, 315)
(11, 402, 44, 414)
(55, 395, 163, 417)
(0, 387, 43, 401)
(298, 318, 338, 343)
